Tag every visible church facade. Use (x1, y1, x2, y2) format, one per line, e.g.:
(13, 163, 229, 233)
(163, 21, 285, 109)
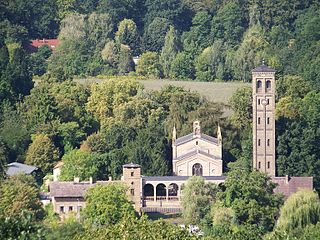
(172, 121, 223, 177)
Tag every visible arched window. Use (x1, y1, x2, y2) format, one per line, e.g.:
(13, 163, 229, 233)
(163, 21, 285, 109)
(257, 80, 262, 91)
(143, 184, 154, 197)
(156, 184, 166, 196)
(192, 163, 203, 176)
(168, 183, 179, 196)
(258, 139, 261, 146)
(258, 117, 260, 124)
(266, 80, 271, 91)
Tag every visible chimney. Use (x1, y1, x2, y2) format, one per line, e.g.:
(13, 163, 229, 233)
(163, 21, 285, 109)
(74, 177, 80, 183)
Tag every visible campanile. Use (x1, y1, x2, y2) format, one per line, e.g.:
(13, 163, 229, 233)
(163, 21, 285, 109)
(252, 62, 276, 176)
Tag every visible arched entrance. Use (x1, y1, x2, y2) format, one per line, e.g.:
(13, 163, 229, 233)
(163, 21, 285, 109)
(156, 183, 166, 196)
(192, 163, 203, 176)
(143, 184, 154, 196)
(168, 183, 179, 201)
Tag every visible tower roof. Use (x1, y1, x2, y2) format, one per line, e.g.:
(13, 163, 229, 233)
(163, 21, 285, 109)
(123, 163, 141, 168)
(252, 64, 275, 73)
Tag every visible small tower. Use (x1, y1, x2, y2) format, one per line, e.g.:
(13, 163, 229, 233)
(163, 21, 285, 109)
(193, 120, 201, 137)
(252, 61, 276, 176)
(122, 163, 141, 212)
(172, 125, 177, 159)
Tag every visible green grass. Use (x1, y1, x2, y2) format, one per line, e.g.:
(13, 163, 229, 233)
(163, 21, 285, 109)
(139, 79, 250, 103)
(75, 77, 250, 104)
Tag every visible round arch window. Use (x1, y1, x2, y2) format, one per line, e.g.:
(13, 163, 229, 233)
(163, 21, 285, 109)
(192, 163, 203, 176)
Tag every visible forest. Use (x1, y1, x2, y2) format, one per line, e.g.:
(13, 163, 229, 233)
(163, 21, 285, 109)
(0, 0, 320, 239)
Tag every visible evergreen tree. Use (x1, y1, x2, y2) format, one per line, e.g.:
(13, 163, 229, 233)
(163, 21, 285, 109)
(160, 26, 180, 78)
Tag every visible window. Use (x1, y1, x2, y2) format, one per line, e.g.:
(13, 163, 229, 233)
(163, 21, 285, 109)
(130, 189, 135, 196)
(192, 163, 203, 176)
(267, 162, 270, 169)
(257, 80, 262, 90)
(258, 162, 261, 169)
(131, 171, 134, 177)
(258, 99, 261, 105)
(266, 80, 271, 91)
(60, 206, 64, 213)
(267, 139, 270, 146)
(69, 206, 73, 212)
(258, 139, 261, 146)
(258, 117, 260, 124)
(196, 141, 198, 145)
(267, 117, 270, 124)
(267, 99, 269, 104)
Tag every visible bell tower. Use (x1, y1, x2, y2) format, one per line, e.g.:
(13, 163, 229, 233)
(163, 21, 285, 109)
(252, 62, 276, 176)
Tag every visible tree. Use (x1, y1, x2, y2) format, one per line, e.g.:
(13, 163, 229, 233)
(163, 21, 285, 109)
(0, 139, 7, 180)
(0, 174, 44, 219)
(86, 78, 142, 122)
(136, 51, 162, 78)
(83, 183, 135, 225)
(118, 44, 135, 74)
(160, 26, 180, 78)
(170, 51, 194, 79)
(195, 40, 227, 81)
(232, 25, 269, 81)
(142, 17, 171, 52)
(0, 105, 29, 162)
(60, 149, 100, 181)
(30, 45, 52, 76)
(276, 189, 320, 232)
(181, 176, 219, 224)
(216, 169, 283, 232)
(144, 0, 191, 31)
(115, 19, 140, 56)
(229, 87, 252, 129)
(211, 2, 247, 45)
(182, 11, 213, 54)
(25, 134, 59, 174)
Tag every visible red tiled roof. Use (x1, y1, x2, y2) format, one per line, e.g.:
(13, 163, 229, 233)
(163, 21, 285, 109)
(28, 39, 59, 52)
(272, 176, 313, 199)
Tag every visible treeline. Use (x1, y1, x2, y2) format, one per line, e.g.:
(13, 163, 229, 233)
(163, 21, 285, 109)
(1, 0, 320, 85)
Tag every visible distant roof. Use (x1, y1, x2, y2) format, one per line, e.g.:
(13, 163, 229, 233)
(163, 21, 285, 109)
(50, 181, 110, 198)
(252, 64, 276, 73)
(123, 163, 141, 168)
(28, 39, 59, 52)
(6, 162, 38, 176)
(272, 176, 313, 199)
(176, 133, 218, 146)
(142, 175, 226, 182)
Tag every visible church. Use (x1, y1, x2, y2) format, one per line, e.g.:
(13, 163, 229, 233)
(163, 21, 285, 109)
(49, 64, 313, 216)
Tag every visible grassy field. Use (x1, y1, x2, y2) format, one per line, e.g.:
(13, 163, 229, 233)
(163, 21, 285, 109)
(139, 80, 250, 103)
(75, 77, 250, 104)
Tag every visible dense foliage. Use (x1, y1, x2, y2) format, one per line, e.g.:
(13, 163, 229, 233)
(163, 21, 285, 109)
(0, 0, 320, 239)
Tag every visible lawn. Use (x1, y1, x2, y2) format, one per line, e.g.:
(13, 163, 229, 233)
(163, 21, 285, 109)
(138, 79, 250, 103)
(75, 77, 249, 104)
